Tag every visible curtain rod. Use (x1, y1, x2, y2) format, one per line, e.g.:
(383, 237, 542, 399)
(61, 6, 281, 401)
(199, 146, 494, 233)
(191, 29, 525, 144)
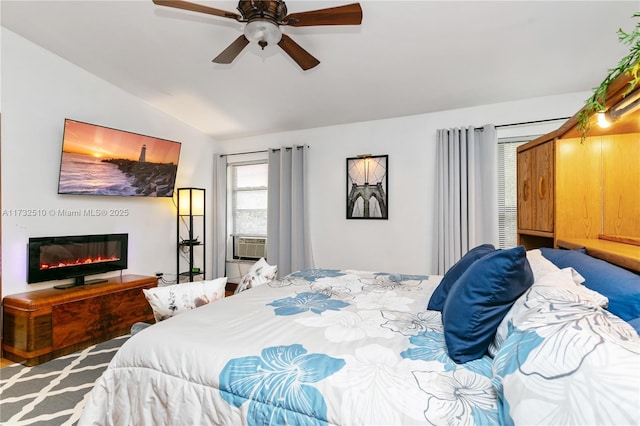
(219, 145, 309, 158)
(495, 116, 571, 129)
(219, 149, 266, 157)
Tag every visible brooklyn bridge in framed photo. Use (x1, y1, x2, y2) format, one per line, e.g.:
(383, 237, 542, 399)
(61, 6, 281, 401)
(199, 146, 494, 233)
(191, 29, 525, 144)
(346, 154, 388, 219)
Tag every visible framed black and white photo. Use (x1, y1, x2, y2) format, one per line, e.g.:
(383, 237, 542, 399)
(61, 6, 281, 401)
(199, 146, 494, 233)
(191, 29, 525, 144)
(346, 155, 388, 219)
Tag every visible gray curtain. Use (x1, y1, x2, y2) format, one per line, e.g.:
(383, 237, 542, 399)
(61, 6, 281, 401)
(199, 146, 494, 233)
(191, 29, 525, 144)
(212, 154, 227, 279)
(434, 125, 498, 274)
(267, 146, 314, 276)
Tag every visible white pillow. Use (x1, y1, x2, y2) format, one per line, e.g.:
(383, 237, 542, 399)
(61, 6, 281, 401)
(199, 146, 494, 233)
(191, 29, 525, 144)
(527, 249, 608, 308)
(530, 267, 608, 309)
(143, 277, 227, 322)
(234, 258, 277, 294)
(563, 267, 609, 308)
(489, 267, 608, 356)
(526, 249, 560, 281)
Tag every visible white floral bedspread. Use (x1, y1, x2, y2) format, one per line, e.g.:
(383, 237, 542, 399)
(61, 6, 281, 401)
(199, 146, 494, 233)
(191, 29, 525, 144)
(490, 268, 640, 425)
(79, 269, 500, 425)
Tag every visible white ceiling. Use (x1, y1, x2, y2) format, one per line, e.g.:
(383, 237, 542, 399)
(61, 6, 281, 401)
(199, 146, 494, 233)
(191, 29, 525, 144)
(2, 1, 637, 140)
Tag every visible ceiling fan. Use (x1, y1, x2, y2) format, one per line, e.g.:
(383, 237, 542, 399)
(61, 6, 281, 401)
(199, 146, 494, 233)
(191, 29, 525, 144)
(152, 0, 363, 70)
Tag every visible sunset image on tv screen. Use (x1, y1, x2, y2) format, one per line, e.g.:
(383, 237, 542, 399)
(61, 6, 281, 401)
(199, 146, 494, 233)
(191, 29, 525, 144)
(58, 119, 181, 197)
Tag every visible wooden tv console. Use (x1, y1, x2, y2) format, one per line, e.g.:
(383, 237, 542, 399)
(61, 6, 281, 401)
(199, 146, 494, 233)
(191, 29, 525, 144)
(2, 274, 157, 366)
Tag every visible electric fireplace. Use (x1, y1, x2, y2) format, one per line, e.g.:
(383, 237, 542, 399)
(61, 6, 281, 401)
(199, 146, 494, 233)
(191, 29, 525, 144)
(28, 233, 128, 288)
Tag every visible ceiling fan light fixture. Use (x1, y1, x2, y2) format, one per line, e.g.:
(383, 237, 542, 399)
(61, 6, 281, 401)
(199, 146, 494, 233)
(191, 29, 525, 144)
(244, 20, 282, 49)
(152, 0, 363, 70)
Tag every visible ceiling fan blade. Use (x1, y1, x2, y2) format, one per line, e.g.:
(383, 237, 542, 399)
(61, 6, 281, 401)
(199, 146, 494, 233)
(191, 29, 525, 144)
(278, 34, 320, 71)
(152, 0, 242, 21)
(213, 35, 250, 64)
(284, 3, 362, 27)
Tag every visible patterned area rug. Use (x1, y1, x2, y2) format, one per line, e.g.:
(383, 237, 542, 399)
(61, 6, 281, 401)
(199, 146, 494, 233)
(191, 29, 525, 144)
(0, 335, 128, 426)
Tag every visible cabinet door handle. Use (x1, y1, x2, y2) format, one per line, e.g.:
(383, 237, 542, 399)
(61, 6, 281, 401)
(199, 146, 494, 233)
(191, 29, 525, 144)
(523, 179, 529, 201)
(538, 176, 546, 200)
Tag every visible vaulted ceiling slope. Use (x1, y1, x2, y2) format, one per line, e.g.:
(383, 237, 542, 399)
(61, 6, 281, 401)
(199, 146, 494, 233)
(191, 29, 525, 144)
(2, 1, 637, 140)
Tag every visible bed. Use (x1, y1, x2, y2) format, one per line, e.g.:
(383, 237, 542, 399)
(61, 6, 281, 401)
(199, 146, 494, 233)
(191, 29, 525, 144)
(79, 247, 640, 425)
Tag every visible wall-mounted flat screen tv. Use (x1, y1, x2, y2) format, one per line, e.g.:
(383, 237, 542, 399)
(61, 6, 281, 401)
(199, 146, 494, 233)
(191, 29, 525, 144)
(58, 119, 181, 197)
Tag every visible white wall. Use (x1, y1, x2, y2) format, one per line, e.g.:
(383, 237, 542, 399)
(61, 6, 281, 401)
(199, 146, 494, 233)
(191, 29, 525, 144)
(216, 91, 588, 276)
(1, 29, 220, 296)
(1, 28, 592, 293)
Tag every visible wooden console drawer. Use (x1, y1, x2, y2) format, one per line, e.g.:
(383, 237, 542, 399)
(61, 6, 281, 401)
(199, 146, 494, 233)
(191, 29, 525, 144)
(2, 274, 157, 365)
(2, 305, 52, 358)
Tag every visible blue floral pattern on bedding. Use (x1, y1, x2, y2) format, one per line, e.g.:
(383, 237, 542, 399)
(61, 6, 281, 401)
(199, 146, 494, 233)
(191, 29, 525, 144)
(288, 269, 346, 281)
(402, 331, 455, 369)
(258, 270, 501, 424)
(219, 344, 345, 426)
(268, 292, 350, 316)
(401, 330, 498, 425)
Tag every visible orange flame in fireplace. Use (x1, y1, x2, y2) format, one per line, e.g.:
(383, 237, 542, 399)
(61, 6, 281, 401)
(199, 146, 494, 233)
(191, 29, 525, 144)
(40, 256, 120, 270)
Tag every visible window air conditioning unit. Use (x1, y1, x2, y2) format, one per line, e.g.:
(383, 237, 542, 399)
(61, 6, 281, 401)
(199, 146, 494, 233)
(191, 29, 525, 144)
(233, 236, 267, 260)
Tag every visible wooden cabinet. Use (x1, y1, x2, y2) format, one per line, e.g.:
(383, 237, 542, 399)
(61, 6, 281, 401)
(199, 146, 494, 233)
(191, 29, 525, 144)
(517, 138, 555, 248)
(555, 136, 604, 241)
(516, 70, 640, 272)
(2, 275, 157, 365)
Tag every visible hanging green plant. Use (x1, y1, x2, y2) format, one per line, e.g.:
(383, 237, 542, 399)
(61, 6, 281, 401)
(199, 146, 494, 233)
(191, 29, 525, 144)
(577, 12, 640, 138)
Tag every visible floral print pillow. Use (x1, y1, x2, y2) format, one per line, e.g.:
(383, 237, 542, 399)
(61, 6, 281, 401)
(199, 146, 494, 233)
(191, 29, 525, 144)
(143, 277, 227, 322)
(234, 258, 277, 294)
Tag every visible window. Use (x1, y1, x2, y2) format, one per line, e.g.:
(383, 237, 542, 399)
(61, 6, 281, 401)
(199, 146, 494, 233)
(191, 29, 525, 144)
(227, 161, 268, 259)
(229, 161, 268, 235)
(497, 138, 527, 249)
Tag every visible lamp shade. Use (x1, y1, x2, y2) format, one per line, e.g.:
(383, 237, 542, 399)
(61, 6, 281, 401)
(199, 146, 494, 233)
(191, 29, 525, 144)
(244, 19, 282, 47)
(178, 188, 205, 216)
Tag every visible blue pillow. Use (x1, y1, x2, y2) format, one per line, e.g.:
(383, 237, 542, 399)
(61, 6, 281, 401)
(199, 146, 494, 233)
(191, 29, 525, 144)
(443, 245, 534, 364)
(540, 248, 640, 322)
(427, 244, 495, 311)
